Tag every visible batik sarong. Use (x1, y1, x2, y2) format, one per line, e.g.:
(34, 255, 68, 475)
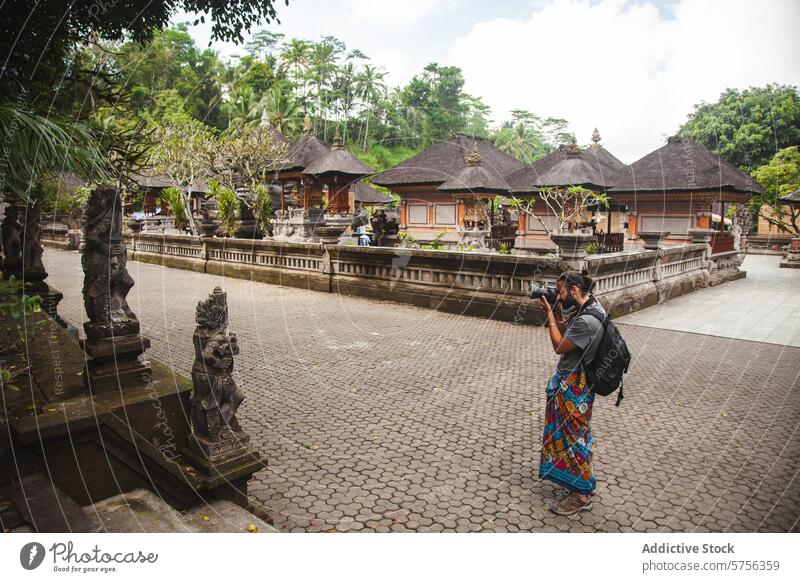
(538, 370, 596, 494)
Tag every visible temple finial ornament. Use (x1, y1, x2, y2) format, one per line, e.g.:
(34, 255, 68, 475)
(303, 114, 313, 135)
(565, 136, 582, 156)
(332, 125, 343, 149)
(592, 127, 601, 143)
(465, 142, 481, 166)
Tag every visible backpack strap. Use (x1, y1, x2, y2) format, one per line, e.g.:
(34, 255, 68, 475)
(615, 380, 624, 407)
(581, 309, 607, 327)
(574, 308, 607, 374)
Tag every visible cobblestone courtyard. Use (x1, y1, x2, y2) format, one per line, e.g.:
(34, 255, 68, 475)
(44, 248, 800, 532)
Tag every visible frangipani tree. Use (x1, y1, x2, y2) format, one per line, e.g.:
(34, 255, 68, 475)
(151, 115, 214, 235)
(205, 121, 289, 236)
(208, 121, 289, 193)
(509, 185, 609, 235)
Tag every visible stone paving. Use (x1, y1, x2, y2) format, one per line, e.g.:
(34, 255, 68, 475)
(618, 255, 800, 347)
(43, 248, 800, 532)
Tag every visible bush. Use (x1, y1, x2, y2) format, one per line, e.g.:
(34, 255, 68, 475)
(421, 231, 447, 250)
(398, 231, 418, 248)
(157, 186, 188, 230)
(210, 179, 240, 237)
(251, 183, 274, 235)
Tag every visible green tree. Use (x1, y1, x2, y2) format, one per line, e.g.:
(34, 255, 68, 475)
(357, 64, 387, 149)
(751, 146, 800, 234)
(1, 1, 286, 103)
(116, 25, 226, 128)
(680, 84, 800, 172)
(493, 110, 570, 163)
(259, 86, 301, 135)
(251, 183, 275, 235)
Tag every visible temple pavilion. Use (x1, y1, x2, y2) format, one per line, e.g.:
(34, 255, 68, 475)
(370, 133, 523, 246)
(609, 135, 764, 249)
(505, 131, 625, 251)
(371, 128, 763, 253)
(269, 115, 377, 216)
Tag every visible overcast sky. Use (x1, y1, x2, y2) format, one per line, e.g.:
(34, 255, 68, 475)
(177, 0, 800, 163)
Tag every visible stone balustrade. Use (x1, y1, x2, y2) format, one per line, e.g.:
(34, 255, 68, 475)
(41, 231, 745, 324)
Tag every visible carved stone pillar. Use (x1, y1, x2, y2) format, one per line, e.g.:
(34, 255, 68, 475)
(81, 186, 151, 393)
(1, 200, 65, 323)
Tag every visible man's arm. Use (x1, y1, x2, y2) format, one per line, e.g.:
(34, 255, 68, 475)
(540, 299, 578, 354)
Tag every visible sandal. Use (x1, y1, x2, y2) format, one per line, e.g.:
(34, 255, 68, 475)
(548, 492, 593, 516)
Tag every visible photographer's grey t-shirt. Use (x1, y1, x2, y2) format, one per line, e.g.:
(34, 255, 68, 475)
(557, 301, 607, 374)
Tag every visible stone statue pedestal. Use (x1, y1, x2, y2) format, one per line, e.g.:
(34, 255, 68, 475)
(457, 225, 491, 250)
(82, 326, 152, 393)
(181, 434, 263, 506)
(184, 428, 258, 466)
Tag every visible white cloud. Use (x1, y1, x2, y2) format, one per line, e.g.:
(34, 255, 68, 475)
(344, 0, 444, 29)
(448, 0, 800, 162)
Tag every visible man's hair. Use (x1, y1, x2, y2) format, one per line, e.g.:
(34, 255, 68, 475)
(558, 268, 595, 295)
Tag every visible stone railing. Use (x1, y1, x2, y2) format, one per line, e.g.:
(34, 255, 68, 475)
(41, 222, 81, 250)
(43, 231, 744, 324)
(743, 233, 793, 255)
(583, 243, 709, 314)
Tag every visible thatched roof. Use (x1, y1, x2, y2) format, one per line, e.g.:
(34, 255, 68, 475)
(506, 137, 624, 193)
(134, 173, 171, 189)
(371, 134, 524, 187)
(779, 188, 800, 205)
(353, 181, 393, 204)
(303, 133, 374, 177)
(438, 144, 510, 193)
(281, 133, 331, 172)
(610, 135, 764, 194)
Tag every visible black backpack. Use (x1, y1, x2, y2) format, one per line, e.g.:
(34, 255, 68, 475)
(580, 309, 631, 406)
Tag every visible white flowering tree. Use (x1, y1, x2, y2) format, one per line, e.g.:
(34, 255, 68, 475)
(509, 185, 609, 234)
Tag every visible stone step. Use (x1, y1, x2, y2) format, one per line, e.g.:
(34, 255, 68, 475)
(0, 493, 24, 532)
(1, 473, 101, 533)
(83, 488, 277, 533)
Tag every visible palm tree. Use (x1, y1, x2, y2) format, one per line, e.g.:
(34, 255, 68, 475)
(223, 85, 259, 127)
(332, 62, 357, 140)
(279, 39, 311, 105)
(308, 41, 339, 140)
(258, 86, 300, 135)
(0, 105, 106, 203)
(357, 65, 387, 150)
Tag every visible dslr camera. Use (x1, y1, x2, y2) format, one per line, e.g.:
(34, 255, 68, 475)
(529, 282, 557, 306)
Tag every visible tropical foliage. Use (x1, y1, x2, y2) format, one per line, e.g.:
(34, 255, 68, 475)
(209, 179, 240, 237)
(680, 84, 800, 173)
(751, 146, 800, 234)
(0, 105, 106, 203)
(157, 186, 190, 231)
(251, 183, 275, 236)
